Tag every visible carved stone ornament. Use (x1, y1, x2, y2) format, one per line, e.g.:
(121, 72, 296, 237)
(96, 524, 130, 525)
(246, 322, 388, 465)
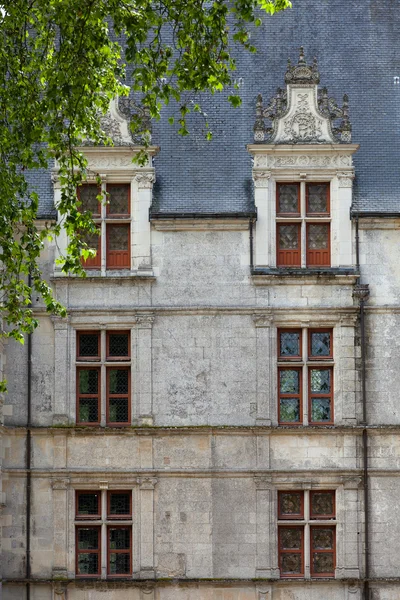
(253, 313, 273, 328)
(51, 478, 69, 490)
(136, 314, 155, 328)
(254, 47, 352, 144)
(99, 98, 135, 146)
(337, 171, 355, 187)
(135, 172, 156, 189)
(254, 476, 272, 490)
(53, 581, 68, 598)
(253, 171, 271, 188)
(353, 284, 370, 303)
(254, 154, 353, 169)
(137, 477, 158, 490)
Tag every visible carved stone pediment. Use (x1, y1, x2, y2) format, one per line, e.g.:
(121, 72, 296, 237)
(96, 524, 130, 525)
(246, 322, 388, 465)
(254, 48, 352, 144)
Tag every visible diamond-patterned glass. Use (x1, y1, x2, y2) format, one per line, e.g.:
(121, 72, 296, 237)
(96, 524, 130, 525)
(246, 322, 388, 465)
(279, 225, 299, 249)
(79, 334, 99, 358)
(278, 184, 299, 214)
(311, 398, 331, 422)
(280, 398, 300, 422)
(281, 553, 302, 574)
(107, 184, 130, 215)
(311, 369, 331, 393)
(307, 224, 328, 249)
(78, 553, 99, 575)
(280, 331, 300, 357)
(79, 185, 100, 215)
(311, 331, 331, 357)
(109, 370, 129, 394)
(108, 398, 129, 422)
(312, 528, 334, 550)
(79, 370, 99, 394)
(108, 225, 129, 251)
(108, 333, 129, 357)
(78, 529, 99, 550)
(109, 493, 131, 516)
(109, 553, 130, 574)
(307, 184, 329, 214)
(77, 493, 100, 516)
(79, 398, 98, 422)
(109, 528, 130, 550)
(82, 231, 100, 250)
(313, 553, 334, 574)
(279, 492, 302, 517)
(280, 370, 299, 393)
(281, 528, 302, 549)
(311, 492, 335, 518)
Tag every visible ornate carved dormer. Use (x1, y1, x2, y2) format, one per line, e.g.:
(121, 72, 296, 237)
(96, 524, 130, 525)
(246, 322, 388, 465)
(254, 47, 351, 144)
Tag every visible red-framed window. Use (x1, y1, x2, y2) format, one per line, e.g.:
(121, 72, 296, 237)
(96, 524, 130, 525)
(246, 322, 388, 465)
(107, 491, 132, 520)
(78, 184, 101, 217)
(106, 367, 131, 426)
(308, 329, 333, 360)
(77, 331, 100, 361)
(81, 228, 101, 269)
(106, 331, 130, 361)
(309, 367, 334, 425)
(310, 490, 336, 520)
(76, 367, 100, 425)
(76, 491, 101, 520)
(278, 367, 302, 425)
(277, 223, 301, 267)
(278, 526, 304, 577)
(310, 526, 336, 577)
(76, 526, 101, 577)
(276, 183, 300, 216)
(306, 183, 330, 216)
(278, 328, 302, 361)
(106, 184, 130, 269)
(106, 184, 130, 217)
(306, 223, 330, 267)
(278, 491, 304, 520)
(107, 526, 132, 577)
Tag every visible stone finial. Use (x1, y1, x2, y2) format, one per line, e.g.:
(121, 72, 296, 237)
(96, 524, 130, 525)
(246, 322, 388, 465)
(285, 46, 320, 84)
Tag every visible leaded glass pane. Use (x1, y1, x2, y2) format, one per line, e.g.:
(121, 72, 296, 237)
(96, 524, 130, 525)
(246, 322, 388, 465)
(82, 231, 100, 251)
(281, 528, 302, 549)
(311, 492, 334, 517)
(311, 398, 331, 422)
(109, 553, 130, 574)
(109, 398, 129, 422)
(307, 184, 329, 213)
(307, 224, 328, 249)
(79, 334, 99, 357)
(79, 185, 100, 214)
(280, 398, 300, 422)
(310, 369, 331, 393)
(281, 553, 302, 574)
(109, 493, 131, 516)
(107, 184, 129, 215)
(78, 553, 99, 575)
(313, 553, 334, 574)
(109, 370, 129, 394)
(78, 529, 99, 550)
(280, 332, 300, 357)
(77, 493, 100, 516)
(279, 225, 299, 250)
(280, 370, 299, 393)
(278, 184, 299, 213)
(311, 331, 331, 357)
(79, 398, 98, 422)
(280, 492, 302, 516)
(79, 370, 99, 394)
(109, 333, 129, 357)
(108, 225, 129, 251)
(109, 528, 130, 550)
(312, 528, 334, 550)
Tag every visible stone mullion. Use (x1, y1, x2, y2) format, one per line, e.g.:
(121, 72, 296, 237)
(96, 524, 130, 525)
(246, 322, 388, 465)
(137, 477, 157, 578)
(52, 478, 70, 579)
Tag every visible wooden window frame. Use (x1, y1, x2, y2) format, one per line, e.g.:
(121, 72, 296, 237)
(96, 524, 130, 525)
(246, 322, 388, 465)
(276, 222, 301, 268)
(76, 366, 101, 426)
(106, 331, 131, 362)
(278, 526, 304, 578)
(278, 366, 302, 426)
(106, 366, 131, 426)
(107, 491, 132, 520)
(106, 183, 131, 217)
(76, 491, 101, 520)
(276, 182, 301, 216)
(310, 525, 336, 578)
(308, 328, 333, 361)
(107, 525, 132, 578)
(106, 223, 131, 269)
(310, 490, 336, 520)
(77, 184, 102, 218)
(75, 526, 101, 578)
(278, 491, 304, 520)
(306, 222, 331, 267)
(308, 366, 334, 425)
(81, 226, 101, 270)
(278, 328, 302, 361)
(76, 331, 101, 361)
(306, 182, 330, 216)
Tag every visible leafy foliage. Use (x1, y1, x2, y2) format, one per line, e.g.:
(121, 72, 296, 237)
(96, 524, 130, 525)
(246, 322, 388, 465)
(0, 0, 291, 350)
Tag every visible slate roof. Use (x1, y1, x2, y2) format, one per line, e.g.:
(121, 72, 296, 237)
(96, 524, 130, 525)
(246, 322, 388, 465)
(35, 0, 400, 217)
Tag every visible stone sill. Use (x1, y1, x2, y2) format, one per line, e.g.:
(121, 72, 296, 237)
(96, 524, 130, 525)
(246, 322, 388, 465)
(52, 270, 155, 282)
(251, 268, 359, 286)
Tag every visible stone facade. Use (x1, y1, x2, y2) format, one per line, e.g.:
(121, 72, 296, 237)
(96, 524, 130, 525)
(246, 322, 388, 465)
(1, 44, 400, 600)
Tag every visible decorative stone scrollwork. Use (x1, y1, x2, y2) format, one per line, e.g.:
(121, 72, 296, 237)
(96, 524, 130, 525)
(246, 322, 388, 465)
(137, 477, 158, 490)
(51, 478, 69, 490)
(253, 314, 273, 328)
(136, 314, 155, 328)
(353, 284, 370, 303)
(53, 581, 68, 599)
(252, 171, 271, 188)
(135, 172, 155, 189)
(337, 172, 355, 187)
(254, 476, 272, 490)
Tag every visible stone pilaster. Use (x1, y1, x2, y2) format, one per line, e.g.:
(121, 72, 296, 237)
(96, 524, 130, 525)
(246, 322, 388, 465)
(252, 171, 271, 267)
(137, 477, 158, 578)
(136, 315, 154, 426)
(255, 476, 278, 578)
(52, 317, 70, 425)
(133, 172, 155, 272)
(253, 314, 274, 425)
(52, 477, 70, 579)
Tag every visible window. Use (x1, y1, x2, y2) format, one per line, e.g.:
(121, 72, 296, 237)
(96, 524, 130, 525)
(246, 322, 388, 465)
(79, 183, 131, 270)
(276, 182, 331, 268)
(76, 330, 131, 426)
(75, 490, 133, 578)
(278, 490, 336, 578)
(278, 328, 334, 425)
